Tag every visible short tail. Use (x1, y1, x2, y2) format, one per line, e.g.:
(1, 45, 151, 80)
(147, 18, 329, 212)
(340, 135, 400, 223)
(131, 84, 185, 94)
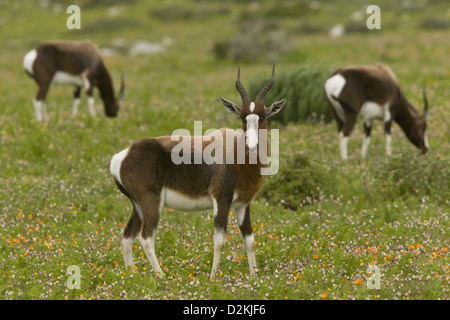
(24, 69, 35, 79)
(331, 95, 357, 113)
(113, 177, 132, 200)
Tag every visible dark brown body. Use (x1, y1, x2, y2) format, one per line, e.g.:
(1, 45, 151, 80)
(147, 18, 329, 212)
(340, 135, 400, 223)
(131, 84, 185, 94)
(324, 63, 429, 159)
(24, 40, 124, 119)
(110, 66, 286, 279)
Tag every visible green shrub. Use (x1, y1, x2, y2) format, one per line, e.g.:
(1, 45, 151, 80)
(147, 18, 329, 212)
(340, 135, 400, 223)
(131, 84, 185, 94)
(259, 154, 336, 210)
(247, 63, 335, 124)
(367, 151, 450, 203)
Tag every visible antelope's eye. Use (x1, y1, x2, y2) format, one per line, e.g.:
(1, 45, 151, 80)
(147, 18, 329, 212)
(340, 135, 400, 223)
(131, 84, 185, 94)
(259, 115, 266, 121)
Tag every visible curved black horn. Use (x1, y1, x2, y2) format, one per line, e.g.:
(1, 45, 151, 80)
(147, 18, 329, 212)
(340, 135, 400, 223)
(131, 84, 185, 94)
(235, 67, 250, 103)
(422, 87, 428, 114)
(117, 73, 125, 101)
(256, 64, 275, 103)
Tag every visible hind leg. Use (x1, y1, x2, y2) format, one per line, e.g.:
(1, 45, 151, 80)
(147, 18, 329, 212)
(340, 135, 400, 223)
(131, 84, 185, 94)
(137, 194, 164, 276)
(120, 205, 142, 267)
(340, 113, 357, 160)
(33, 83, 51, 122)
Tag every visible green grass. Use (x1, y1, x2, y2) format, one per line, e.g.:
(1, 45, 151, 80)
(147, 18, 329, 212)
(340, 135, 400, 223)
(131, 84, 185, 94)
(0, 0, 449, 300)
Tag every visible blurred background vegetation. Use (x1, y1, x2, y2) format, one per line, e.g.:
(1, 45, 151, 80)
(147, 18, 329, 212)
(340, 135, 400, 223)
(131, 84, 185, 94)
(1, 0, 449, 123)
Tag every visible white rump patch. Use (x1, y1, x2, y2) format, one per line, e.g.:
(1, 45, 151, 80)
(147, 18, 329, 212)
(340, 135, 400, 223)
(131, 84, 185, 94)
(23, 49, 37, 75)
(110, 147, 129, 186)
(324, 74, 346, 122)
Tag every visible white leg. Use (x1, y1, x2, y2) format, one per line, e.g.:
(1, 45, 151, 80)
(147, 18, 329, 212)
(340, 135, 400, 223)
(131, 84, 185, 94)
(139, 234, 163, 276)
(33, 99, 48, 122)
(33, 99, 42, 122)
(235, 205, 257, 276)
(87, 96, 95, 116)
(120, 230, 135, 267)
(361, 136, 371, 158)
(385, 134, 392, 156)
(41, 102, 48, 122)
(33, 99, 47, 122)
(243, 233, 256, 275)
(72, 98, 81, 117)
(339, 132, 348, 160)
(210, 228, 226, 279)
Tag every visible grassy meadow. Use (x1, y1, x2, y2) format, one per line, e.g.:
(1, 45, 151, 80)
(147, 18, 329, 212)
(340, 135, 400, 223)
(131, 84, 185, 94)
(0, 0, 449, 300)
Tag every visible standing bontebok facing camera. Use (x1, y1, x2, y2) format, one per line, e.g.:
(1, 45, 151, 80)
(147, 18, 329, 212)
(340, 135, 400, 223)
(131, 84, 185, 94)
(110, 66, 286, 279)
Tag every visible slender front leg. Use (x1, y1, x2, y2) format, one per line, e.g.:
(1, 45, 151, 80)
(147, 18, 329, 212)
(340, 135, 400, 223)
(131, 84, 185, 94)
(72, 86, 81, 117)
(210, 198, 231, 279)
(236, 205, 257, 276)
(361, 120, 372, 158)
(384, 119, 392, 156)
(86, 88, 95, 117)
(338, 132, 349, 160)
(139, 234, 163, 276)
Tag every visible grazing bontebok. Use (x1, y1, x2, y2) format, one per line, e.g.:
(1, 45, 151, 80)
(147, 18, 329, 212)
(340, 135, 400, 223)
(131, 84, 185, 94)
(23, 40, 124, 121)
(110, 66, 286, 278)
(324, 63, 429, 159)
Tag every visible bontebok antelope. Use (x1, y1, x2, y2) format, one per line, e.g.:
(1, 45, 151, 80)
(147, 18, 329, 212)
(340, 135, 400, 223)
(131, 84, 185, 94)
(324, 63, 429, 159)
(110, 66, 286, 278)
(23, 40, 125, 121)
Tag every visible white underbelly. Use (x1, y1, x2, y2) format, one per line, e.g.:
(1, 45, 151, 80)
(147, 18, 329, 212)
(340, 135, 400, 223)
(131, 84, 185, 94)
(52, 71, 85, 87)
(163, 188, 213, 212)
(359, 101, 387, 123)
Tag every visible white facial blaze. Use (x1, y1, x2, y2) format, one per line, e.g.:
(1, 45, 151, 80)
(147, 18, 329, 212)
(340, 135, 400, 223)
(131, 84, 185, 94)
(249, 101, 256, 113)
(245, 114, 259, 152)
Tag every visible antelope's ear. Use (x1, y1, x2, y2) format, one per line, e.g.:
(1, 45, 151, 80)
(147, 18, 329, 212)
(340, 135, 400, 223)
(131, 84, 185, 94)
(266, 98, 286, 117)
(219, 96, 241, 116)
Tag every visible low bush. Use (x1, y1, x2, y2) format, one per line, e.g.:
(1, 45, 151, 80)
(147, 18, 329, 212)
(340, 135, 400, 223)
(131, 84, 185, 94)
(366, 151, 450, 204)
(259, 154, 337, 210)
(247, 63, 335, 124)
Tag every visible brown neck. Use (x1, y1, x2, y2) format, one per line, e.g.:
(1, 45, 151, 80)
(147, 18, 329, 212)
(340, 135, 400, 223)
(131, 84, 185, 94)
(393, 92, 421, 148)
(96, 63, 116, 114)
